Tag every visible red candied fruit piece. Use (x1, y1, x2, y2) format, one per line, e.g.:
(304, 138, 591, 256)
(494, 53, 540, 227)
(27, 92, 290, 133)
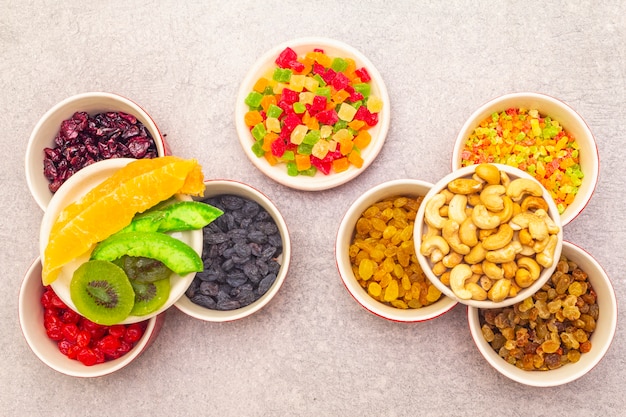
(316, 109, 339, 126)
(279, 88, 298, 105)
(331, 72, 350, 91)
(506, 107, 518, 116)
(311, 156, 332, 175)
(354, 106, 378, 127)
(354, 68, 371, 82)
(282, 113, 302, 134)
(275, 47, 305, 72)
(308, 95, 327, 115)
(271, 138, 287, 157)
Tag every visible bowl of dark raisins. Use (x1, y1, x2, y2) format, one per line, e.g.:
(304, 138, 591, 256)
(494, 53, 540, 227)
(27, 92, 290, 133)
(175, 179, 291, 322)
(25, 92, 167, 211)
(19, 257, 165, 377)
(467, 241, 617, 386)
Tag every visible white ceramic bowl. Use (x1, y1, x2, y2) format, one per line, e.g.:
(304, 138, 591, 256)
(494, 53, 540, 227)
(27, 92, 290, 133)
(19, 257, 164, 378)
(175, 179, 291, 322)
(39, 158, 203, 324)
(414, 164, 563, 309)
(468, 241, 617, 387)
(451, 92, 598, 226)
(235, 37, 390, 191)
(335, 179, 458, 322)
(25, 92, 167, 211)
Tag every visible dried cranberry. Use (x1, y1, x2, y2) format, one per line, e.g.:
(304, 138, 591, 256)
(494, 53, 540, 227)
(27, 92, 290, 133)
(43, 111, 159, 193)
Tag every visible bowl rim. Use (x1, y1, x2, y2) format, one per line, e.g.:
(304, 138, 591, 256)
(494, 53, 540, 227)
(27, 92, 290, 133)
(235, 36, 390, 191)
(466, 240, 618, 387)
(414, 163, 564, 309)
(25, 91, 167, 211)
(335, 178, 458, 322)
(450, 91, 599, 227)
(18, 257, 160, 378)
(38, 158, 202, 325)
(174, 178, 292, 322)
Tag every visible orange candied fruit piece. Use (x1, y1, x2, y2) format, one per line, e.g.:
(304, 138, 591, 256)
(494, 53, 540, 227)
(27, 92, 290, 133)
(353, 130, 372, 149)
(244, 110, 264, 127)
(295, 154, 311, 171)
(260, 94, 277, 113)
(348, 151, 364, 168)
(332, 157, 350, 173)
(262, 132, 278, 152)
(264, 151, 278, 166)
(348, 120, 366, 131)
(253, 77, 269, 93)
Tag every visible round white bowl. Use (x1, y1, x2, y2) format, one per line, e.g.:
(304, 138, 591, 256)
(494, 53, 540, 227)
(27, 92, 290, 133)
(39, 158, 203, 324)
(175, 179, 291, 322)
(468, 241, 617, 387)
(414, 164, 563, 309)
(451, 92, 598, 226)
(26, 92, 167, 211)
(235, 37, 390, 191)
(19, 257, 164, 378)
(335, 179, 458, 322)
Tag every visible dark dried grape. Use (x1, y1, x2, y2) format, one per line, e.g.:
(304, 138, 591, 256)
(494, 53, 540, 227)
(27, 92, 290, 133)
(188, 194, 284, 311)
(43, 111, 158, 193)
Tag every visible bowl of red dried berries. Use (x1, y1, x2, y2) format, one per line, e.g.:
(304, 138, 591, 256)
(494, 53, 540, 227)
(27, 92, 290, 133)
(451, 92, 599, 226)
(25, 92, 167, 210)
(174, 179, 291, 322)
(235, 37, 390, 191)
(467, 241, 617, 387)
(335, 179, 457, 322)
(19, 257, 164, 378)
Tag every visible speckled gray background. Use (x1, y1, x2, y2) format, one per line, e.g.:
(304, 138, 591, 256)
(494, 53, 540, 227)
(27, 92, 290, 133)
(2, 1, 625, 416)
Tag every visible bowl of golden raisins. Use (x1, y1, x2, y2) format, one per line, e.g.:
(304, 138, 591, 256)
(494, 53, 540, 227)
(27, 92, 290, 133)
(468, 241, 617, 386)
(335, 179, 457, 322)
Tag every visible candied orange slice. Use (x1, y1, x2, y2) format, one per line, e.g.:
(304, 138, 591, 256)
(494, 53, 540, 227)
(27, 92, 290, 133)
(42, 156, 205, 285)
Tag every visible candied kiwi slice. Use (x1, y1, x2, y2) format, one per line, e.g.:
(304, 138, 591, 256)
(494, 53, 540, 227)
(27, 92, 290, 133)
(70, 260, 135, 325)
(129, 278, 171, 316)
(117, 255, 173, 283)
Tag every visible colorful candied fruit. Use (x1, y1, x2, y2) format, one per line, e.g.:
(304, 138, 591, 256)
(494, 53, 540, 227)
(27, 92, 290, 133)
(243, 46, 383, 177)
(459, 108, 583, 214)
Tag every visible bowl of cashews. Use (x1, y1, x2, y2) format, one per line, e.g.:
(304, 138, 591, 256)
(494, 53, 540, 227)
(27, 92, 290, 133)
(414, 163, 564, 309)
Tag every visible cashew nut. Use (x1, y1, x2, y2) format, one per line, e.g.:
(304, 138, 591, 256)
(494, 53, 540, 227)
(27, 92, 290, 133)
(470, 263, 483, 275)
(479, 275, 493, 291)
(459, 217, 478, 247)
(448, 178, 484, 195)
(475, 163, 501, 185)
(528, 218, 549, 241)
(534, 209, 560, 235)
(488, 278, 512, 303)
(442, 251, 464, 268)
(532, 235, 551, 253)
(448, 194, 468, 224)
(501, 261, 518, 279)
(485, 240, 522, 263)
(424, 193, 447, 229)
(432, 261, 448, 276)
(521, 196, 549, 212)
(464, 242, 487, 264)
(482, 223, 514, 250)
(482, 260, 504, 280)
(449, 264, 473, 300)
(500, 170, 511, 188)
(422, 224, 442, 240)
(517, 257, 541, 283)
(509, 211, 542, 230)
(440, 271, 451, 286)
(520, 244, 537, 256)
(480, 184, 506, 212)
(493, 195, 514, 224)
(439, 188, 455, 204)
(536, 234, 559, 268)
(442, 219, 470, 255)
(467, 193, 482, 207)
(506, 178, 543, 202)
(471, 204, 501, 230)
(465, 282, 488, 301)
(518, 228, 534, 246)
(420, 235, 450, 263)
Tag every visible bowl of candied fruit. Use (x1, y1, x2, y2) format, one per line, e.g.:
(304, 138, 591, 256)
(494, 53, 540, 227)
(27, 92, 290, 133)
(452, 92, 599, 226)
(335, 179, 457, 322)
(467, 241, 617, 386)
(25, 92, 167, 210)
(235, 37, 390, 191)
(174, 179, 292, 322)
(19, 257, 164, 377)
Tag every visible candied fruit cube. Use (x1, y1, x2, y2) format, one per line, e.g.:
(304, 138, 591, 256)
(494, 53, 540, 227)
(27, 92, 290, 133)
(290, 124, 308, 145)
(337, 103, 357, 122)
(367, 95, 383, 113)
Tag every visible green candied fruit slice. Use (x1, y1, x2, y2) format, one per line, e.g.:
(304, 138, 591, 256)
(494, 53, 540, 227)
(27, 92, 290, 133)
(91, 231, 202, 276)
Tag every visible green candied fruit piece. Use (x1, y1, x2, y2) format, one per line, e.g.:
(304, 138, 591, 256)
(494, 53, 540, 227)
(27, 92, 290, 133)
(267, 104, 283, 118)
(272, 68, 292, 83)
(330, 57, 348, 72)
(286, 161, 298, 176)
(332, 120, 348, 133)
(313, 74, 326, 87)
(299, 166, 317, 176)
(297, 143, 313, 155)
(302, 130, 320, 145)
(353, 83, 370, 98)
(251, 139, 265, 157)
(542, 125, 560, 138)
(315, 86, 331, 98)
(293, 102, 306, 114)
(245, 91, 263, 108)
(251, 123, 267, 141)
(281, 150, 295, 161)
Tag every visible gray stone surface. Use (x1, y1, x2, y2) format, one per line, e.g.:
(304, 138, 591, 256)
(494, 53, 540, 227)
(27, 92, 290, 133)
(2, 1, 625, 415)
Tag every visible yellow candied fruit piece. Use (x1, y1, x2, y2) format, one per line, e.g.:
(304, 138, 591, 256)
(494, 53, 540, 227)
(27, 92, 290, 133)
(289, 74, 306, 92)
(337, 103, 357, 122)
(367, 95, 383, 113)
(320, 125, 333, 138)
(358, 258, 376, 280)
(290, 124, 308, 145)
(303, 76, 319, 92)
(265, 117, 281, 133)
(273, 82, 287, 94)
(368, 282, 382, 297)
(311, 139, 330, 160)
(299, 91, 315, 105)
